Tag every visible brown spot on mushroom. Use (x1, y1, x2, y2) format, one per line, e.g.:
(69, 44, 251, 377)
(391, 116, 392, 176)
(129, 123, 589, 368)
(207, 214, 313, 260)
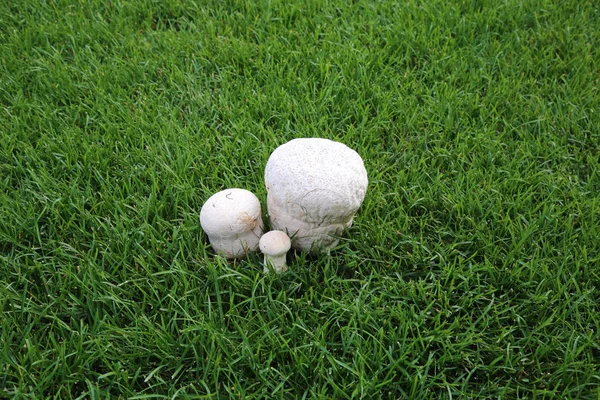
(238, 212, 257, 226)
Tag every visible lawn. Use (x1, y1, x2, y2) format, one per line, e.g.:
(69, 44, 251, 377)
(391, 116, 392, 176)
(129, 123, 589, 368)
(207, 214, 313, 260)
(1, 0, 599, 398)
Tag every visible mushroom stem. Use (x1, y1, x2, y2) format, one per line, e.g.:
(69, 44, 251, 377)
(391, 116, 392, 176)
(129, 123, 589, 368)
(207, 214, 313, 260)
(263, 253, 287, 273)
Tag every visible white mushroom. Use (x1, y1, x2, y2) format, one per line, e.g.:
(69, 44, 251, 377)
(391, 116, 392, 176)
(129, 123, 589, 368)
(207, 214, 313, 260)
(259, 230, 291, 273)
(199, 188, 264, 259)
(264, 138, 368, 252)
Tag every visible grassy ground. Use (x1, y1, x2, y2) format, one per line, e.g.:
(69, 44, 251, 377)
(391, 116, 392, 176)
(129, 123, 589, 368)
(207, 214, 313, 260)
(1, 0, 599, 398)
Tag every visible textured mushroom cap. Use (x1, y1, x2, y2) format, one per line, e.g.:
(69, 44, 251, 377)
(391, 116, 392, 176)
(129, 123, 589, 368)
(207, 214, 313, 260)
(265, 138, 367, 224)
(264, 138, 368, 251)
(200, 188, 262, 238)
(259, 230, 291, 256)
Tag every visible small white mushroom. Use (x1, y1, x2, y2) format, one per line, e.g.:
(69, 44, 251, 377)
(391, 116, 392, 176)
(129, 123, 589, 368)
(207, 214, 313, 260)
(264, 138, 368, 252)
(259, 230, 291, 273)
(200, 188, 264, 259)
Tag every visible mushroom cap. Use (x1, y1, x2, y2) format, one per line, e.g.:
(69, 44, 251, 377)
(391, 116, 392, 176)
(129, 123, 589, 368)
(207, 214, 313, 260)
(259, 230, 291, 256)
(200, 188, 262, 238)
(264, 138, 368, 224)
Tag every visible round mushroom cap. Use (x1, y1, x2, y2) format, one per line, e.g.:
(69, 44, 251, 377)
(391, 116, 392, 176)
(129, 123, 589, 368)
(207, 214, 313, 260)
(200, 188, 262, 238)
(259, 230, 291, 255)
(265, 138, 368, 224)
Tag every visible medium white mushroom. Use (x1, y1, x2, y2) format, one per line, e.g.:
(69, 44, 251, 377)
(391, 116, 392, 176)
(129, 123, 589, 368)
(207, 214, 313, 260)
(264, 138, 368, 252)
(199, 188, 264, 259)
(259, 230, 291, 273)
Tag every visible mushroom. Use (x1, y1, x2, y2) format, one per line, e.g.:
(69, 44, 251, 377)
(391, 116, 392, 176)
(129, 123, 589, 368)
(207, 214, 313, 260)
(264, 138, 368, 252)
(259, 230, 291, 273)
(199, 188, 264, 259)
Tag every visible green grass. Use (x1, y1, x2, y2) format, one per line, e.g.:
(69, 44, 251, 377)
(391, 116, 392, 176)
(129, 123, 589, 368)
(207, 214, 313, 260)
(1, 0, 599, 398)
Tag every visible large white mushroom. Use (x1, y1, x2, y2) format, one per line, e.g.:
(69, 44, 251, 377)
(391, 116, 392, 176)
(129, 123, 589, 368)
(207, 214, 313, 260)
(264, 138, 368, 252)
(199, 188, 264, 259)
